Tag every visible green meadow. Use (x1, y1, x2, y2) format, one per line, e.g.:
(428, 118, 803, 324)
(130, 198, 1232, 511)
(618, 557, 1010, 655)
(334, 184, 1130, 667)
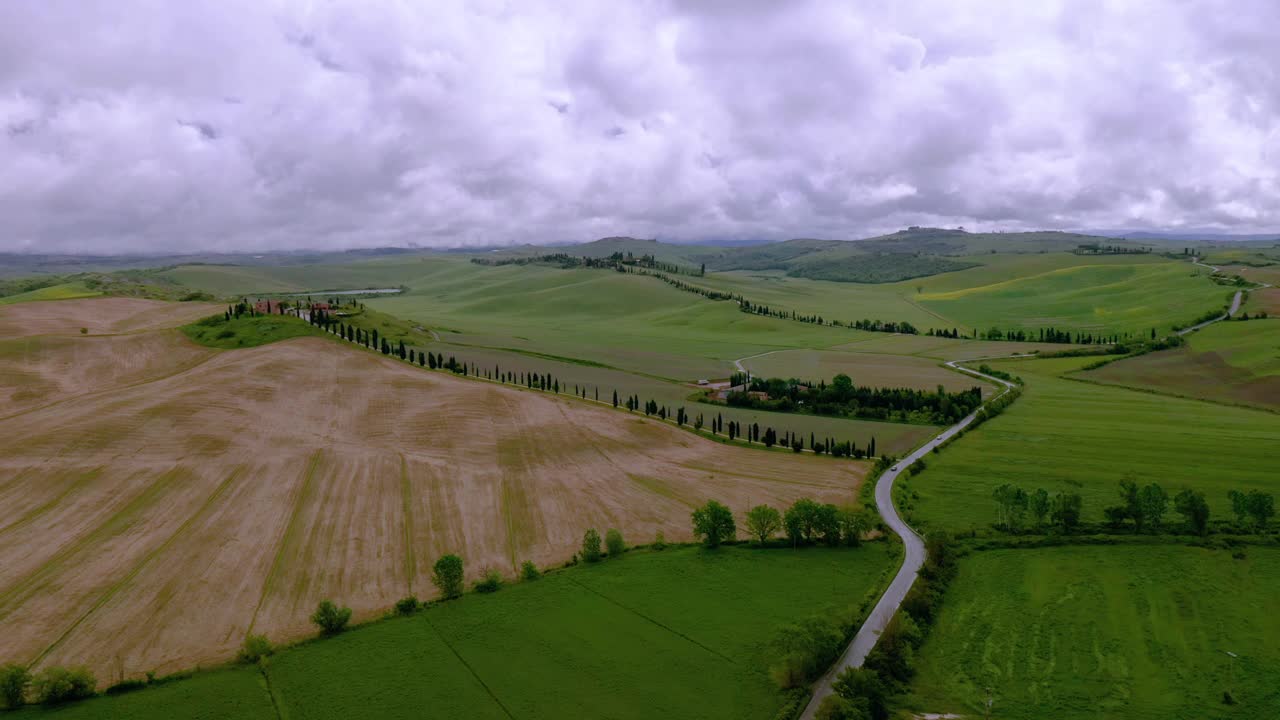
(15, 544, 896, 720)
(181, 313, 325, 349)
(899, 355, 1280, 532)
(918, 260, 1228, 336)
(907, 545, 1280, 720)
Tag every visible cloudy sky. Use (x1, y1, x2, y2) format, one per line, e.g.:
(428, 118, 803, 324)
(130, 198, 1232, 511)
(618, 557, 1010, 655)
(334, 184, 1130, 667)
(2, 0, 1278, 253)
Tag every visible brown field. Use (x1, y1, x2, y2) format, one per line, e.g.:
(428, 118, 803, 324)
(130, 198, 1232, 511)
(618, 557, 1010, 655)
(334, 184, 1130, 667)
(0, 296, 219, 338)
(1078, 321, 1280, 412)
(0, 299, 867, 681)
(1248, 287, 1280, 315)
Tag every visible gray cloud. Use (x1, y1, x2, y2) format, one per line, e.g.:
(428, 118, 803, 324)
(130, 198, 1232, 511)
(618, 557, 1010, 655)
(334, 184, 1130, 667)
(1, 0, 1277, 253)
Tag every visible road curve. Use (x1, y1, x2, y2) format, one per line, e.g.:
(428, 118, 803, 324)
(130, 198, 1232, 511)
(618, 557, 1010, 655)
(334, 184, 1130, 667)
(1177, 289, 1243, 336)
(800, 357, 1023, 718)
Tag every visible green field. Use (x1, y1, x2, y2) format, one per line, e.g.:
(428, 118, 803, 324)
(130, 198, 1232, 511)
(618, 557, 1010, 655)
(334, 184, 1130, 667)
(899, 355, 1280, 532)
(918, 260, 1228, 336)
(738, 348, 994, 395)
(908, 545, 1280, 719)
(180, 312, 325, 349)
(1079, 319, 1280, 411)
(0, 282, 102, 305)
(15, 544, 896, 720)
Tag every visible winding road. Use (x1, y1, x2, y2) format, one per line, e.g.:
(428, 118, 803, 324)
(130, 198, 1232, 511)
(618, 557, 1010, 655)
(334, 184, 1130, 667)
(798, 357, 1023, 719)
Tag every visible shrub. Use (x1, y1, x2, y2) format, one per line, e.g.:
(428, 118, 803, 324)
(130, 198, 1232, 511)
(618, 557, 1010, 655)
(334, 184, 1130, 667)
(605, 528, 625, 558)
(816, 694, 871, 720)
(104, 679, 147, 695)
(32, 666, 96, 705)
(79, 327, 88, 335)
(768, 616, 844, 689)
(432, 554, 465, 599)
(216, 329, 236, 339)
(310, 599, 352, 636)
(237, 634, 274, 663)
(520, 561, 541, 581)
(0, 663, 31, 709)
(582, 528, 603, 563)
(652, 531, 666, 550)
(473, 568, 503, 593)
(394, 596, 420, 615)
(832, 667, 889, 720)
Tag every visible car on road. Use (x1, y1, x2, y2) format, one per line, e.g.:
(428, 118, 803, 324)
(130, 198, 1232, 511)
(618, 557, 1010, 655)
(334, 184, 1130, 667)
(891, 465, 899, 471)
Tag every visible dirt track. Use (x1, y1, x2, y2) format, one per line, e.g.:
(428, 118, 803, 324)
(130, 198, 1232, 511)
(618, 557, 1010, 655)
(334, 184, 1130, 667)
(0, 299, 865, 681)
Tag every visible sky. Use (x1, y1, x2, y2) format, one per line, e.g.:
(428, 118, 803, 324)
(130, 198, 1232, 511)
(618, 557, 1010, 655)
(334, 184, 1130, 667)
(1, 0, 1278, 254)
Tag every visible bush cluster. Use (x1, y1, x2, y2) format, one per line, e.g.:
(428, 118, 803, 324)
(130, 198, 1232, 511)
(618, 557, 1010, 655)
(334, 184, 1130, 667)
(824, 534, 958, 717)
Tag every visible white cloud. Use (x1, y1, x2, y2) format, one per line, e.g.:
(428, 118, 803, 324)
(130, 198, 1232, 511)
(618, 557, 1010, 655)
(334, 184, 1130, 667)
(0, 0, 1277, 253)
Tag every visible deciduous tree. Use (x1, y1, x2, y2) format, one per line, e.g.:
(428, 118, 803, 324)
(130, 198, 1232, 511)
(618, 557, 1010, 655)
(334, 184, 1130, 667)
(582, 528, 603, 562)
(745, 504, 782, 545)
(432, 554, 465, 599)
(1174, 489, 1210, 536)
(691, 500, 736, 548)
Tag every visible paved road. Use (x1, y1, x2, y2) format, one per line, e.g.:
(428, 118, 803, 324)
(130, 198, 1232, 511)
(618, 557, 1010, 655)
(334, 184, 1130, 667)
(799, 357, 1023, 718)
(1177, 289, 1243, 336)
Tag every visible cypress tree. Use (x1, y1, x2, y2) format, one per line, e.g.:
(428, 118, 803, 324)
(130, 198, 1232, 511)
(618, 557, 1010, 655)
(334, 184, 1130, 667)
(613, 390, 619, 407)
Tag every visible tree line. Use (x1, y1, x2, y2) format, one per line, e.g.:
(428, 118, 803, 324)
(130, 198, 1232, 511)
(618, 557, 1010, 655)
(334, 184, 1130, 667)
(716, 373, 984, 425)
(470, 251, 706, 277)
(1073, 243, 1152, 255)
(991, 478, 1275, 536)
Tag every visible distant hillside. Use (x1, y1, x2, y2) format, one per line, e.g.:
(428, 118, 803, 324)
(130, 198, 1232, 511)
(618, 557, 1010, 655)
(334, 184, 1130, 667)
(471, 228, 1152, 284)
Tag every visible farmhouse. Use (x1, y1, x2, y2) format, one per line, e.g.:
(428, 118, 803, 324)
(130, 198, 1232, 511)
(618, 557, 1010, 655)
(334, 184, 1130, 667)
(254, 299, 286, 314)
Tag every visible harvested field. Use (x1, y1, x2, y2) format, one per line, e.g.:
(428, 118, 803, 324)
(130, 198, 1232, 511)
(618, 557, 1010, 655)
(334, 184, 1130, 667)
(0, 300, 866, 681)
(1248, 287, 1280, 315)
(0, 332, 214, 417)
(0, 297, 219, 338)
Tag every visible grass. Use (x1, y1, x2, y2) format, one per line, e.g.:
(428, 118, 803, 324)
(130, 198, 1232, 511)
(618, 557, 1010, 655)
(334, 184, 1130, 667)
(180, 313, 325, 349)
(898, 354, 1280, 532)
(907, 544, 1280, 720)
(17, 544, 896, 720)
(1078, 319, 1280, 411)
(918, 260, 1227, 336)
(737, 348, 995, 395)
(10, 666, 275, 719)
(0, 282, 102, 305)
